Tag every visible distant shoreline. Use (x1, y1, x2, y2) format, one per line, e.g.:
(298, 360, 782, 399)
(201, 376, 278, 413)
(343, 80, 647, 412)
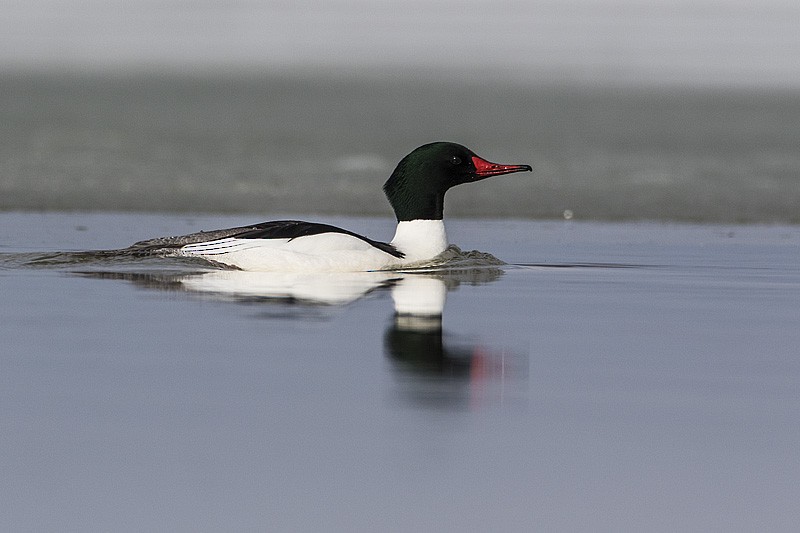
(2, 72, 799, 223)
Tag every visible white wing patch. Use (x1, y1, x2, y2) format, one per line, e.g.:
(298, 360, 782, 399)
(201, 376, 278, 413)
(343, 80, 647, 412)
(181, 237, 289, 256)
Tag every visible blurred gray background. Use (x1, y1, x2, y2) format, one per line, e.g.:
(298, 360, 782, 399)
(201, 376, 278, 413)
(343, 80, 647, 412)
(2, 0, 799, 221)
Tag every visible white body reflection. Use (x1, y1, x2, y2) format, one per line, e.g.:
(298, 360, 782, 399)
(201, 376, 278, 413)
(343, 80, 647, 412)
(179, 270, 400, 305)
(78, 266, 524, 409)
(391, 275, 447, 317)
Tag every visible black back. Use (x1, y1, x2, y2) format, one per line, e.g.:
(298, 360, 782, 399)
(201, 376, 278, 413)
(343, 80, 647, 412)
(235, 220, 404, 258)
(124, 220, 403, 258)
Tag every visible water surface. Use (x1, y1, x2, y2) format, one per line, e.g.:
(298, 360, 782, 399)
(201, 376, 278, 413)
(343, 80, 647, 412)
(2, 212, 799, 531)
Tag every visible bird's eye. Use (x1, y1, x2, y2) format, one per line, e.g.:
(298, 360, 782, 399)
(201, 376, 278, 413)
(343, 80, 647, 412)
(450, 156, 462, 165)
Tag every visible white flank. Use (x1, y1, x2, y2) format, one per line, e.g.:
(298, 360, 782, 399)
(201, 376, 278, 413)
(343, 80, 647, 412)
(180, 233, 400, 272)
(179, 220, 448, 272)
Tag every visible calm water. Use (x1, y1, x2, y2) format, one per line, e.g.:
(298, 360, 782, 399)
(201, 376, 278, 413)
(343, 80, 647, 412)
(2, 73, 800, 222)
(2, 212, 800, 531)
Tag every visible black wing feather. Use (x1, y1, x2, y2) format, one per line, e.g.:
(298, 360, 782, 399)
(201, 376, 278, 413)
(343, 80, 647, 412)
(121, 220, 404, 258)
(235, 220, 404, 258)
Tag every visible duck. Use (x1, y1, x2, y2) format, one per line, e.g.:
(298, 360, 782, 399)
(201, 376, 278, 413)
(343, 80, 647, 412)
(125, 142, 531, 271)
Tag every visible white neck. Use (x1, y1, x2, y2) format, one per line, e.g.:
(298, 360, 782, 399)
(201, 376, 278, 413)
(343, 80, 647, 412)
(390, 219, 448, 263)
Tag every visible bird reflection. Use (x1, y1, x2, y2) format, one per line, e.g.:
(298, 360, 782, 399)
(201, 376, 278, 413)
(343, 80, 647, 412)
(386, 276, 468, 375)
(385, 275, 525, 409)
(76, 265, 523, 408)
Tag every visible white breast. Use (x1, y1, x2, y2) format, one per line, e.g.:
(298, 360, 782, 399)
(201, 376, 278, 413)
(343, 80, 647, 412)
(390, 220, 448, 263)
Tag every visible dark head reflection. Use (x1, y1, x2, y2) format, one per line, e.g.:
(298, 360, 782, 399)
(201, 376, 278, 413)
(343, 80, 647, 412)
(385, 275, 523, 410)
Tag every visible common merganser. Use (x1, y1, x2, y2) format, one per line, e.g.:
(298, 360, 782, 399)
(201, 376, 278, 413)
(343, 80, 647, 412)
(126, 142, 531, 271)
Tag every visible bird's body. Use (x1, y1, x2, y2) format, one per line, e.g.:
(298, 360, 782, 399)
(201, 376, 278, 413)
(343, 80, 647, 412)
(175, 220, 445, 272)
(125, 142, 531, 271)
